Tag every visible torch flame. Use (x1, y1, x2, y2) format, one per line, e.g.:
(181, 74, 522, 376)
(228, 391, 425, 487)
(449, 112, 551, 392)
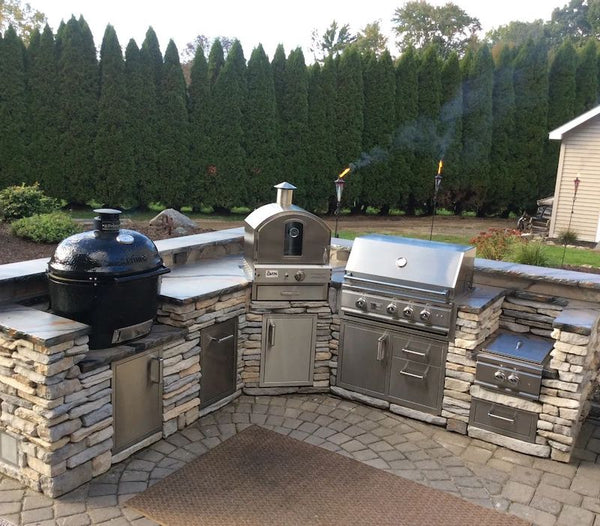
(437, 160, 443, 175)
(338, 167, 351, 179)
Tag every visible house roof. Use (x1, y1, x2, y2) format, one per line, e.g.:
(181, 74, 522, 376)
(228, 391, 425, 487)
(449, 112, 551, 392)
(549, 104, 600, 140)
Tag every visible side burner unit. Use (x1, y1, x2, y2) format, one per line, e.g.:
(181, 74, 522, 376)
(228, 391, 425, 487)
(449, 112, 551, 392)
(470, 331, 554, 443)
(244, 182, 331, 301)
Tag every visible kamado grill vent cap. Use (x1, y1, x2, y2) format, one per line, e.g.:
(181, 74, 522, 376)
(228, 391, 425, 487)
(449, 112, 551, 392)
(48, 208, 165, 279)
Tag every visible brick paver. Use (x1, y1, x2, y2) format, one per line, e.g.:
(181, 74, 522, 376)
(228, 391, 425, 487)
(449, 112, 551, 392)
(0, 393, 597, 525)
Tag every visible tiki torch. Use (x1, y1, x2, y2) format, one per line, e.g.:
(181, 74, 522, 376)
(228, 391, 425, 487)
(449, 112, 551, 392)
(560, 176, 581, 267)
(429, 160, 443, 241)
(334, 167, 351, 238)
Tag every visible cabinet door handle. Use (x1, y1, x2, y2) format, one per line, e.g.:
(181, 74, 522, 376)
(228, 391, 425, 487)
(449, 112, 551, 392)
(399, 364, 430, 380)
(267, 321, 276, 347)
(209, 334, 234, 344)
(402, 348, 427, 358)
(487, 410, 515, 424)
(377, 334, 387, 361)
(149, 357, 163, 384)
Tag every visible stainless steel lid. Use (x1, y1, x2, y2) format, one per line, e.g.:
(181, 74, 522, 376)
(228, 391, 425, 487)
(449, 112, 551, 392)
(483, 331, 554, 364)
(345, 235, 475, 294)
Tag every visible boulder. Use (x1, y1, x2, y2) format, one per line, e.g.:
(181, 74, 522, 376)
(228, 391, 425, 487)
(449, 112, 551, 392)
(149, 209, 197, 235)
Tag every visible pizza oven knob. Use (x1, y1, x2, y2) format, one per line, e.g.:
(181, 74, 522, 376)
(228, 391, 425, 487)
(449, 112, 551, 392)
(355, 297, 367, 310)
(386, 303, 397, 315)
(419, 309, 431, 321)
(294, 270, 305, 282)
(402, 306, 413, 318)
(494, 370, 506, 382)
(507, 373, 520, 385)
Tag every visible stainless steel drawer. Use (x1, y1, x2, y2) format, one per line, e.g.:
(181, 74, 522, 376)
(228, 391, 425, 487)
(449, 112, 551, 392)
(388, 357, 443, 414)
(469, 397, 537, 443)
(254, 284, 328, 301)
(392, 334, 446, 366)
(476, 353, 543, 400)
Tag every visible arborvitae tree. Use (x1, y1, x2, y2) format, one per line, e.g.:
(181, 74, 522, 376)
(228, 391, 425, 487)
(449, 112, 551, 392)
(335, 46, 364, 211)
(188, 44, 210, 209)
(360, 51, 395, 213)
(138, 29, 162, 205)
(461, 44, 494, 214)
(488, 45, 516, 216)
(412, 44, 441, 215)
(512, 40, 549, 210)
(95, 25, 134, 207)
(27, 25, 59, 195)
(391, 46, 418, 211)
(141, 27, 163, 88)
(439, 51, 462, 212)
(244, 44, 278, 208)
(279, 47, 310, 203)
(56, 16, 98, 204)
(158, 40, 190, 209)
(307, 56, 338, 213)
(545, 41, 577, 196)
(0, 26, 28, 188)
(271, 44, 286, 125)
(575, 39, 598, 115)
(207, 39, 225, 88)
(206, 40, 247, 211)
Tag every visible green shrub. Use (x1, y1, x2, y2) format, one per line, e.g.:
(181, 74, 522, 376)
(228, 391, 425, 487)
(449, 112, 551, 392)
(11, 212, 80, 243)
(510, 240, 550, 267)
(557, 229, 578, 245)
(0, 183, 58, 221)
(469, 228, 521, 260)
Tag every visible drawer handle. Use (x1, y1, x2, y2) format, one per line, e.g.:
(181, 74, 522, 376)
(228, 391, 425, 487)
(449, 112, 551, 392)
(377, 334, 387, 361)
(280, 291, 301, 296)
(487, 410, 515, 424)
(399, 365, 430, 380)
(209, 334, 234, 344)
(402, 347, 428, 358)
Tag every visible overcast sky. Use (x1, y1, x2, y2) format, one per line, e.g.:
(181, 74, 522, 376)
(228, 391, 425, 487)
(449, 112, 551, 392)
(30, 0, 560, 59)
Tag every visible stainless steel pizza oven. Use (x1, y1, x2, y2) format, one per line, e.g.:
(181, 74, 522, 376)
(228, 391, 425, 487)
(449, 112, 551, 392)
(244, 182, 332, 301)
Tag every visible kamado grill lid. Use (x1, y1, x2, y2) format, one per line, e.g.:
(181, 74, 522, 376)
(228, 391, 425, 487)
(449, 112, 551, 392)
(48, 209, 164, 278)
(483, 331, 554, 364)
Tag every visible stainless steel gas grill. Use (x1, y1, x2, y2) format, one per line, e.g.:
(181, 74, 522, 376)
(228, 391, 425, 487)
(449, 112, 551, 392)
(244, 182, 331, 301)
(338, 235, 476, 415)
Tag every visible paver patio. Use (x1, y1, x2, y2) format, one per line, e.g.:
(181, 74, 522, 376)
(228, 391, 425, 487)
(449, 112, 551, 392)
(0, 393, 598, 526)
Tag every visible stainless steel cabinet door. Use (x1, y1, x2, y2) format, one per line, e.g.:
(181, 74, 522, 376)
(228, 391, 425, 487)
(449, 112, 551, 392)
(338, 320, 389, 398)
(113, 349, 162, 453)
(388, 357, 443, 415)
(201, 318, 237, 408)
(260, 314, 316, 386)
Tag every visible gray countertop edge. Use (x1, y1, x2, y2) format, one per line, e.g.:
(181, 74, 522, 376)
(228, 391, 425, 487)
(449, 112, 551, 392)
(159, 281, 250, 305)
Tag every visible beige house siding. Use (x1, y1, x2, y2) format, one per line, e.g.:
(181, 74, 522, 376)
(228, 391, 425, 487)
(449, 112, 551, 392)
(550, 116, 600, 242)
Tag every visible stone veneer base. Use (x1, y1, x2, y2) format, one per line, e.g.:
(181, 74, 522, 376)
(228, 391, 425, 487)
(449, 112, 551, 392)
(468, 425, 551, 457)
(198, 390, 242, 418)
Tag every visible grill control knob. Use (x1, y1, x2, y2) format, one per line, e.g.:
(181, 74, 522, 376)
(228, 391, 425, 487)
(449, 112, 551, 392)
(386, 303, 398, 315)
(419, 309, 431, 321)
(507, 373, 520, 385)
(355, 297, 367, 310)
(402, 306, 413, 318)
(494, 370, 506, 382)
(294, 270, 305, 282)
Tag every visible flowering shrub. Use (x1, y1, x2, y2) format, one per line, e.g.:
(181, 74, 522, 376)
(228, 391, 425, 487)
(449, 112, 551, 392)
(469, 228, 522, 261)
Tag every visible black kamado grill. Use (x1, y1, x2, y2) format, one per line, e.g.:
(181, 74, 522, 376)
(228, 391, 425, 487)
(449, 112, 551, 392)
(47, 209, 170, 349)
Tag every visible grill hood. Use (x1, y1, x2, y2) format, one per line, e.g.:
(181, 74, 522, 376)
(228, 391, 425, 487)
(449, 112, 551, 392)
(345, 235, 475, 297)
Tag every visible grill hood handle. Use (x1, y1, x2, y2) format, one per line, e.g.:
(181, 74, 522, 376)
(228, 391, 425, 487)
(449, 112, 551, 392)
(112, 265, 170, 283)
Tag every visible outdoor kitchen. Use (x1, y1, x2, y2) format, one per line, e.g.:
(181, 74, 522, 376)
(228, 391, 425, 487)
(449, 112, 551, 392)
(0, 182, 598, 501)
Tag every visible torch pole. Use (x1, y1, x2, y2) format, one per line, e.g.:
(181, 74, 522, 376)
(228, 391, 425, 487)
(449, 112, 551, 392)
(560, 177, 580, 268)
(429, 163, 443, 241)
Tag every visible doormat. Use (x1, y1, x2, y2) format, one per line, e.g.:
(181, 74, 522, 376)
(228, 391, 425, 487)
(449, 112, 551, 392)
(126, 425, 530, 526)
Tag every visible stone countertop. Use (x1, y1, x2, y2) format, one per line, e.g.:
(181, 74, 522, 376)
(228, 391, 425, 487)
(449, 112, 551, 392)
(553, 308, 600, 336)
(475, 258, 600, 291)
(159, 254, 250, 304)
(0, 303, 90, 346)
(456, 285, 505, 314)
